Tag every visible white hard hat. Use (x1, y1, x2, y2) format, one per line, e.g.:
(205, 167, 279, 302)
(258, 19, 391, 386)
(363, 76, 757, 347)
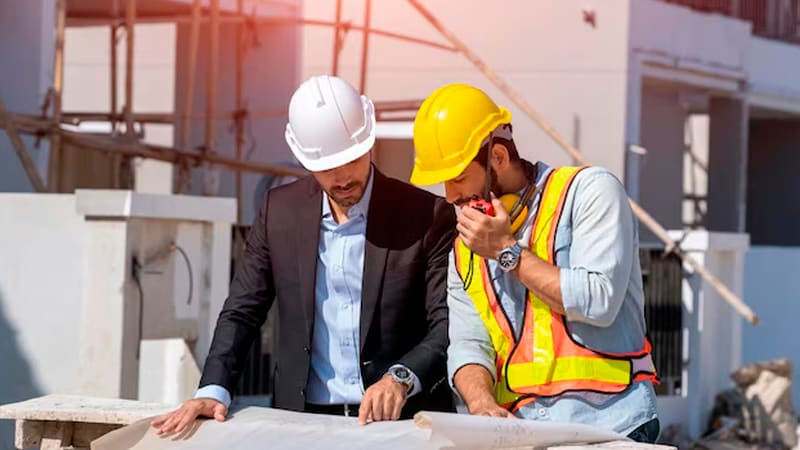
(285, 75, 376, 172)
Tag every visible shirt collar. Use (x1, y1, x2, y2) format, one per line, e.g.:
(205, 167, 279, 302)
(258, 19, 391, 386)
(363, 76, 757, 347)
(321, 166, 375, 221)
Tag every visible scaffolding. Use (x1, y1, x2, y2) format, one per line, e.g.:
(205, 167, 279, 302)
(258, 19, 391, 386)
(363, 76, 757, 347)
(0, 0, 758, 325)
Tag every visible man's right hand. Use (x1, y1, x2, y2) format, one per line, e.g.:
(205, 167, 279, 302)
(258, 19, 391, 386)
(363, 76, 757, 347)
(466, 398, 516, 418)
(453, 364, 516, 419)
(150, 398, 228, 436)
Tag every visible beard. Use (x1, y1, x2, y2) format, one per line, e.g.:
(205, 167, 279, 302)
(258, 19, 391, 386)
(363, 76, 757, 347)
(453, 167, 501, 207)
(327, 181, 366, 208)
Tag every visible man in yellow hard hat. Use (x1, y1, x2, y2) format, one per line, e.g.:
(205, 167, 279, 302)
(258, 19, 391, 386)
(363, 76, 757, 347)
(410, 83, 660, 443)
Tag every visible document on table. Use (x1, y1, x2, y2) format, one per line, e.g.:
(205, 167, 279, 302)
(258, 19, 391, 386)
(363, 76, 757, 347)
(92, 407, 625, 450)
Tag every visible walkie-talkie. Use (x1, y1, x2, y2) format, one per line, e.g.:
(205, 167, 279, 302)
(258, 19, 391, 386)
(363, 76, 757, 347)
(467, 130, 496, 216)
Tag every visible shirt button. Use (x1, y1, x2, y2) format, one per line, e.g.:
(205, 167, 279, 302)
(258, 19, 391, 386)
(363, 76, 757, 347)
(303, 345, 310, 354)
(538, 408, 547, 417)
(300, 388, 306, 397)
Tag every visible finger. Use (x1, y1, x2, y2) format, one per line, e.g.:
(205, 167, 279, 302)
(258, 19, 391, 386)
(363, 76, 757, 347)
(371, 394, 384, 422)
(157, 414, 180, 435)
(358, 395, 372, 425)
(457, 213, 479, 233)
(490, 197, 509, 220)
(456, 223, 474, 240)
(213, 404, 228, 422)
(174, 411, 195, 434)
(151, 412, 172, 427)
(391, 396, 404, 420)
(380, 396, 394, 422)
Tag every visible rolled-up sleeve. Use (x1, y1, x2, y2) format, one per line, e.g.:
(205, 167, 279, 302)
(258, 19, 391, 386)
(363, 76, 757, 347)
(446, 251, 497, 389)
(560, 170, 635, 328)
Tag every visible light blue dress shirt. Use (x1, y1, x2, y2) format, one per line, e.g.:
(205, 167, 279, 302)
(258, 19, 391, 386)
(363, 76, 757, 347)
(198, 168, 418, 407)
(305, 169, 374, 404)
(447, 163, 658, 436)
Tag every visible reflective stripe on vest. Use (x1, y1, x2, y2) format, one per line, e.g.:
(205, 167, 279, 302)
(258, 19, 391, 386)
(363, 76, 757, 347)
(454, 166, 657, 411)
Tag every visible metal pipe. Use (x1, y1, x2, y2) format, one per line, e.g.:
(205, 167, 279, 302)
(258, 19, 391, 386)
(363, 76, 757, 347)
(124, 0, 136, 138)
(110, 0, 119, 133)
(359, 0, 371, 94)
(235, 0, 245, 222)
(4, 113, 307, 179)
(178, 0, 203, 193)
(47, 0, 66, 192)
(331, 0, 343, 76)
(204, 0, 221, 196)
(67, 15, 458, 52)
(110, 0, 121, 186)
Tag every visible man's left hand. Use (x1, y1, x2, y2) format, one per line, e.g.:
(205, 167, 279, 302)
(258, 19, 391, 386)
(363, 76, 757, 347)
(358, 375, 408, 425)
(458, 196, 517, 260)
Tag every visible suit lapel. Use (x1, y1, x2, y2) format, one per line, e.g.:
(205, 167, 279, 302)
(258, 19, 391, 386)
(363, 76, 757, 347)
(360, 171, 389, 350)
(295, 178, 323, 340)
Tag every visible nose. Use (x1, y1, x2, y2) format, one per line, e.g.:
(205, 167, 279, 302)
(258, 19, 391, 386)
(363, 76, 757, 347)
(444, 182, 461, 204)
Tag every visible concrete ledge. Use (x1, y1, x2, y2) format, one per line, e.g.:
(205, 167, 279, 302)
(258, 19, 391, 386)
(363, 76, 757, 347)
(75, 190, 237, 223)
(0, 394, 172, 425)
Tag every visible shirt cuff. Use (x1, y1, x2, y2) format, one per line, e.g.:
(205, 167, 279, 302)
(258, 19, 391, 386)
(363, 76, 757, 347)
(195, 384, 232, 409)
(447, 349, 497, 391)
(388, 364, 422, 397)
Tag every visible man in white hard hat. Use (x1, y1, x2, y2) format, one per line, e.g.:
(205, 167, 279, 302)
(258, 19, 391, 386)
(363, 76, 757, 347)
(153, 75, 456, 433)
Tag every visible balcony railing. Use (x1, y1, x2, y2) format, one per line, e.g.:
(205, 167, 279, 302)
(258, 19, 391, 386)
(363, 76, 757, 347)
(662, 0, 800, 42)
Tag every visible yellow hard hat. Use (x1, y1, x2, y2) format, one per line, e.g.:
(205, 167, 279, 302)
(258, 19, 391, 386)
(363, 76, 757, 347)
(410, 84, 512, 186)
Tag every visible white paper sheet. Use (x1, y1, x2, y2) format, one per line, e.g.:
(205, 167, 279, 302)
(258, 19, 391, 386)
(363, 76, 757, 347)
(92, 407, 627, 450)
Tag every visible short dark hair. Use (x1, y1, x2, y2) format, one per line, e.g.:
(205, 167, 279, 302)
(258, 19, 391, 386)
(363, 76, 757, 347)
(473, 123, 520, 168)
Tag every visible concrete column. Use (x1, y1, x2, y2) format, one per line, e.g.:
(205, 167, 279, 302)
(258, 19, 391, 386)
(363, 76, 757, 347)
(637, 87, 686, 244)
(707, 97, 749, 232)
(624, 57, 644, 202)
(78, 219, 140, 399)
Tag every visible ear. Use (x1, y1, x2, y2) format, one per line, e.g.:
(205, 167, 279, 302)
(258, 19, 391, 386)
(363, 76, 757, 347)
(490, 142, 510, 171)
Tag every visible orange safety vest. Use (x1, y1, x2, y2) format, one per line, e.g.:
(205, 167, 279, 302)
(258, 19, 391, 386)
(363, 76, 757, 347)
(454, 166, 658, 412)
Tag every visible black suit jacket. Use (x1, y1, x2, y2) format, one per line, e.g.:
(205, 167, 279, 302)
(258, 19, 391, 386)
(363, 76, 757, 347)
(200, 169, 457, 415)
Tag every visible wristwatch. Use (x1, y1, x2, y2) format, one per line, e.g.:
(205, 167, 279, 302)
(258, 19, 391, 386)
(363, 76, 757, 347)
(387, 366, 415, 394)
(497, 243, 522, 272)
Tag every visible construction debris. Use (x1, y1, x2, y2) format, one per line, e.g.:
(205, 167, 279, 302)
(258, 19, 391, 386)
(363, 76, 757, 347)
(703, 359, 798, 450)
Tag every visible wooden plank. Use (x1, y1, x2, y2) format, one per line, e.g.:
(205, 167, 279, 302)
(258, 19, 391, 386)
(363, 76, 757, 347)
(0, 98, 47, 192)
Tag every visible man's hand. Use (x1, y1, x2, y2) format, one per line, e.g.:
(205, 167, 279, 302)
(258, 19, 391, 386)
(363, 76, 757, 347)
(458, 196, 517, 260)
(466, 398, 517, 418)
(150, 398, 228, 436)
(358, 375, 408, 425)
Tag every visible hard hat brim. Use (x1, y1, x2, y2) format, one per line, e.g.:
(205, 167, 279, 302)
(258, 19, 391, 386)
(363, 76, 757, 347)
(289, 133, 375, 172)
(409, 157, 471, 186)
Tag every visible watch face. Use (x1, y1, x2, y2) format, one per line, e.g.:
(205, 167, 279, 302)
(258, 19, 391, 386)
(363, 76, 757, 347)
(393, 367, 410, 379)
(498, 251, 517, 269)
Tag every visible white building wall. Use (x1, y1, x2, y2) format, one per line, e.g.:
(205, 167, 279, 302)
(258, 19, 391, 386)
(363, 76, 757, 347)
(303, 0, 633, 178)
(0, 195, 83, 449)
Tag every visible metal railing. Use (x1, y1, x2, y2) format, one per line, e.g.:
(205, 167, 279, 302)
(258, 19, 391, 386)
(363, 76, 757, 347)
(640, 248, 684, 396)
(663, 0, 800, 42)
